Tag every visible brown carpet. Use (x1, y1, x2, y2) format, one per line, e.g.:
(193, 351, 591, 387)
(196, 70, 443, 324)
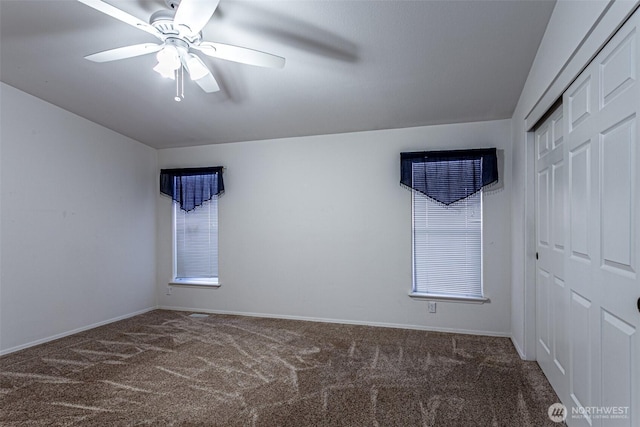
(0, 310, 562, 426)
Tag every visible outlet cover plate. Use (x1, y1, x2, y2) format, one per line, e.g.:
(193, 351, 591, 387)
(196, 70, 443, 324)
(427, 301, 436, 313)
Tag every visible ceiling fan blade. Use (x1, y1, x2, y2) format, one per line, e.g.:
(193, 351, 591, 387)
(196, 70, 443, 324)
(195, 42, 285, 69)
(77, 0, 162, 39)
(194, 71, 220, 93)
(174, 0, 220, 36)
(85, 43, 163, 62)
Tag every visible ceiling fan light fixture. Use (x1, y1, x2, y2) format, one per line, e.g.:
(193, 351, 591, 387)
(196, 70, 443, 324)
(156, 45, 181, 68)
(185, 54, 209, 81)
(153, 45, 181, 79)
(153, 61, 176, 79)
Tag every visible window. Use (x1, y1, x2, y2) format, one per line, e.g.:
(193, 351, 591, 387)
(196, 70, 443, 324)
(400, 149, 496, 303)
(173, 198, 218, 285)
(160, 166, 224, 287)
(412, 190, 484, 300)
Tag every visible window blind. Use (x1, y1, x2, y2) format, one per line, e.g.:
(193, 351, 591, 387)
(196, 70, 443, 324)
(412, 180, 483, 298)
(175, 198, 218, 280)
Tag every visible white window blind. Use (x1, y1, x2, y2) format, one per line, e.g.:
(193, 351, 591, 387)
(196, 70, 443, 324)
(412, 190, 483, 298)
(175, 199, 218, 280)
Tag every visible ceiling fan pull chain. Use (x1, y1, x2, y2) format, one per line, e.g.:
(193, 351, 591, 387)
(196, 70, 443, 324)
(181, 66, 184, 99)
(174, 67, 183, 102)
(174, 68, 179, 101)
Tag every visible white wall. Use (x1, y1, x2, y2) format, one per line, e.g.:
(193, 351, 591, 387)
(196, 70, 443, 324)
(0, 83, 158, 353)
(510, 0, 638, 359)
(157, 119, 512, 336)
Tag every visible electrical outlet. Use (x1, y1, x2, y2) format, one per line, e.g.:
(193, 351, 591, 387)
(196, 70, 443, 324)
(427, 301, 437, 313)
(166, 286, 173, 296)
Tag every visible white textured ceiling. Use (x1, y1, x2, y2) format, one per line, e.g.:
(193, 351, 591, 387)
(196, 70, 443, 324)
(0, 0, 555, 149)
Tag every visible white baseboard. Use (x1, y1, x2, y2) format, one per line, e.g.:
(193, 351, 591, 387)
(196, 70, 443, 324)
(1, 305, 514, 356)
(158, 305, 511, 338)
(511, 335, 529, 360)
(0, 306, 156, 356)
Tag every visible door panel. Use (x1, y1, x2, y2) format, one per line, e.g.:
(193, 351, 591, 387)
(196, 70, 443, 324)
(600, 30, 636, 108)
(538, 168, 551, 247)
(601, 116, 635, 274)
(552, 160, 565, 251)
(569, 141, 592, 262)
(569, 289, 593, 424)
(552, 276, 568, 375)
(538, 267, 551, 354)
(539, 125, 551, 158)
(601, 309, 635, 422)
(568, 76, 592, 131)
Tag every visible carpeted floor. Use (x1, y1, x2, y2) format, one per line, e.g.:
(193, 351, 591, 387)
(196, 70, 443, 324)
(0, 310, 563, 426)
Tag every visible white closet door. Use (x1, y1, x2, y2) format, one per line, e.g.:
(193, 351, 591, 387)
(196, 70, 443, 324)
(535, 105, 569, 402)
(537, 9, 640, 427)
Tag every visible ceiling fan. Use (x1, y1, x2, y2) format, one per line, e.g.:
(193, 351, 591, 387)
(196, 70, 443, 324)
(78, 0, 285, 100)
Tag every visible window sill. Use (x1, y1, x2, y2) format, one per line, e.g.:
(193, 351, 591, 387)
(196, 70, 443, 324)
(169, 279, 220, 288)
(408, 292, 490, 304)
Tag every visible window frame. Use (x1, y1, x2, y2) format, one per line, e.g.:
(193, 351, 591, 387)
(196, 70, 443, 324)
(169, 199, 220, 288)
(408, 190, 489, 304)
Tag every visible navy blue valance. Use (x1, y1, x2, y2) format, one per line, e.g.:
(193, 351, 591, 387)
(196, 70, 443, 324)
(400, 148, 498, 205)
(160, 166, 224, 212)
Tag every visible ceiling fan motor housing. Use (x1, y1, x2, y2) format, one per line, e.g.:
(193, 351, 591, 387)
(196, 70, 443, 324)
(150, 10, 202, 44)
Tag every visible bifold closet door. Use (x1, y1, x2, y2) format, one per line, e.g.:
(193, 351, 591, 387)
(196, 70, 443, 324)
(536, 8, 640, 427)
